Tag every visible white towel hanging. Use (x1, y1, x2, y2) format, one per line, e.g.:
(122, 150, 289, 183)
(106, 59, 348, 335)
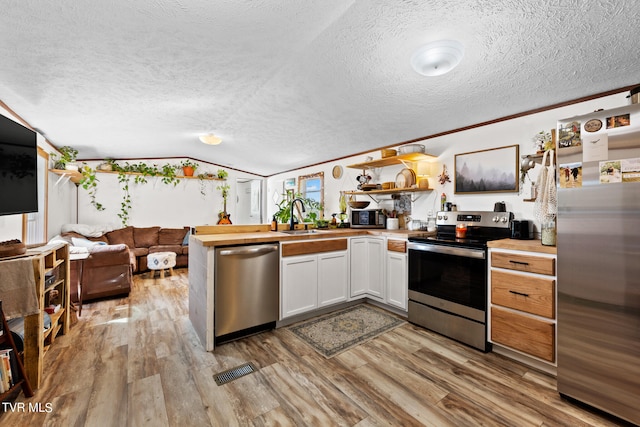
(534, 150, 557, 222)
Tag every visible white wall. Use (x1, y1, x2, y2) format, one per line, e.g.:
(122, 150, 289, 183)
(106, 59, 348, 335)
(75, 160, 263, 229)
(267, 93, 628, 233)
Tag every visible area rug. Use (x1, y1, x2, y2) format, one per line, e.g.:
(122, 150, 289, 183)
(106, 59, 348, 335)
(288, 304, 405, 358)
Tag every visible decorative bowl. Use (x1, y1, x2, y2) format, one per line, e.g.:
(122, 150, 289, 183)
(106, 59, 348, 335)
(398, 144, 425, 154)
(348, 201, 370, 209)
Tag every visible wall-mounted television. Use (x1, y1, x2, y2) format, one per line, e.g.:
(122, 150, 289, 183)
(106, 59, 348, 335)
(0, 114, 38, 216)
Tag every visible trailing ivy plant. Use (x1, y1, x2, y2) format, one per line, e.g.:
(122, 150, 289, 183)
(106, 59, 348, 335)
(117, 171, 132, 226)
(160, 163, 179, 186)
(50, 145, 78, 169)
(197, 173, 208, 196)
(79, 164, 104, 211)
(82, 159, 198, 226)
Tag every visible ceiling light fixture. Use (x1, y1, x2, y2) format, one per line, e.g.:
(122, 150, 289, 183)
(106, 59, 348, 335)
(411, 40, 464, 77)
(199, 134, 222, 145)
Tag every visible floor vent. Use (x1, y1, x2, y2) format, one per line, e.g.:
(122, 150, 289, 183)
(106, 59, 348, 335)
(213, 362, 257, 386)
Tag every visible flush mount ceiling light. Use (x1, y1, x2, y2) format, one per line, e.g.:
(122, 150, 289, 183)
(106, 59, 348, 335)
(411, 40, 464, 77)
(199, 134, 222, 145)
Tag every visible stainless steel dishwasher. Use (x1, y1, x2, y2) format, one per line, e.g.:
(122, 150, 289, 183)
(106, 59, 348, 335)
(214, 242, 279, 344)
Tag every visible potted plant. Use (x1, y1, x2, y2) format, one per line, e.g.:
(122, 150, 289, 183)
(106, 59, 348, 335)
(180, 159, 198, 177)
(51, 146, 79, 170)
(217, 169, 228, 179)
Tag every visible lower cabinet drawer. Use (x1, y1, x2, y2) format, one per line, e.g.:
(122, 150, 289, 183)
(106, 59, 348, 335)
(491, 307, 555, 362)
(491, 270, 555, 319)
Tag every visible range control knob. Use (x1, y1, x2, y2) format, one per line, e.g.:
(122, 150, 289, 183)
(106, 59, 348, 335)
(501, 216, 509, 223)
(492, 216, 500, 223)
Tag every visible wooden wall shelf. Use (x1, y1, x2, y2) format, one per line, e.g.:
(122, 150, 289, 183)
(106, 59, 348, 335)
(50, 168, 225, 185)
(347, 152, 436, 169)
(344, 187, 431, 196)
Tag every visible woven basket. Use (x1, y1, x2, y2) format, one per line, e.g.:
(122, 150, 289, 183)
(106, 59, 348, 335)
(0, 240, 26, 258)
(381, 149, 397, 158)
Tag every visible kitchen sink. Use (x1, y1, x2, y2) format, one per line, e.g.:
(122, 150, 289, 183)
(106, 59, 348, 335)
(280, 229, 330, 235)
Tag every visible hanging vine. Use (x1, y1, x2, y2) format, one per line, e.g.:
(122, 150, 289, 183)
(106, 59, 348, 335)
(79, 165, 105, 211)
(71, 155, 227, 226)
(117, 171, 132, 226)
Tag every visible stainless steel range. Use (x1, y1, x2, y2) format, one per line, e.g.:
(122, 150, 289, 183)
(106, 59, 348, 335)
(408, 210, 512, 351)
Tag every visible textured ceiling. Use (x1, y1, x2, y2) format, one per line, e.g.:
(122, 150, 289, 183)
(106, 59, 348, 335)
(1, 0, 639, 176)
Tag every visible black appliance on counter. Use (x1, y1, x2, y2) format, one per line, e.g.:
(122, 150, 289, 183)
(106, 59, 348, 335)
(510, 219, 532, 239)
(407, 210, 512, 351)
(350, 208, 386, 228)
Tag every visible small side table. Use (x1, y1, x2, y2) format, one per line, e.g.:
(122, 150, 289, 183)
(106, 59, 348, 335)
(69, 252, 89, 317)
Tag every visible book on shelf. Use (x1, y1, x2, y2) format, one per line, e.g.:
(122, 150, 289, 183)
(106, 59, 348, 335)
(0, 349, 19, 392)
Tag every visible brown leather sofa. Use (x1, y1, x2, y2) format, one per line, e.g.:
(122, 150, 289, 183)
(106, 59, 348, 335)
(62, 226, 190, 303)
(69, 244, 132, 302)
(104, 226, 190, 273)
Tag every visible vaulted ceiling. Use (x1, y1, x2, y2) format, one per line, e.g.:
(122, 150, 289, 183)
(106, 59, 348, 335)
(1, 1, 639, 176)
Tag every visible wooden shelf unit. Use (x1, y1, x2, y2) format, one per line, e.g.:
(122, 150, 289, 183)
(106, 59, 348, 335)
(0, 301, 34, 402)
(50, 168, 225, 185)
(347, 152, 436, 170)
(17, 243, 70, 389)
(344, 187, 432, 197)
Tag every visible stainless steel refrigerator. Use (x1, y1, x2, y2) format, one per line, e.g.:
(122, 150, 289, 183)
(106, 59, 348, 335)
(556, 103, 640, 425)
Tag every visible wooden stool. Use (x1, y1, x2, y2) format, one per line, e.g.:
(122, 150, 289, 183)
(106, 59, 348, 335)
(147, 251, 177, 279)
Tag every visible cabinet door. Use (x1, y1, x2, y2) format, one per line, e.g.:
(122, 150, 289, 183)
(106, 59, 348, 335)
(366, 238, 385, 300)
(281, 256, 318, 318)
(318, 252, 349, 307)
(386, 251, 407, 310)
(349, 238, 369, 297)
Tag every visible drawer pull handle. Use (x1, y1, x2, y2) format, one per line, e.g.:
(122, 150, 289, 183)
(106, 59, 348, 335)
(509, 290, 529, 297)
(509, 260, 529, 266)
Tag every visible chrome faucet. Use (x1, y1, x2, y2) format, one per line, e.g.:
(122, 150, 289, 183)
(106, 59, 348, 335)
(290, 198, 306, 230)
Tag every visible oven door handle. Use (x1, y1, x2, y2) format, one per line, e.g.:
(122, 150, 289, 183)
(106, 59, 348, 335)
(408, 242, 486, 259)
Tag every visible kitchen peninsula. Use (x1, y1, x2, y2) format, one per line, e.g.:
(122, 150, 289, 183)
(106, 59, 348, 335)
(188, 225, 426, 351)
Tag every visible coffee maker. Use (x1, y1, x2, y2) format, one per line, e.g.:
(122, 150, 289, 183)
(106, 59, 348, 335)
(510, 220, 532, 239)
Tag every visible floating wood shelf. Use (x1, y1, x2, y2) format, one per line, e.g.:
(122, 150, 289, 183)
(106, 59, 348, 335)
(344, 187, 431, 196)
(50, 169, 82, 184)
(50, 168, 225, 185)
(347, 152, 436, 169)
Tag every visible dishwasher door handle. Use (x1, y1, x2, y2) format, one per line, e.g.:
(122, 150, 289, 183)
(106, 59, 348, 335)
(218, 244, 279, 257)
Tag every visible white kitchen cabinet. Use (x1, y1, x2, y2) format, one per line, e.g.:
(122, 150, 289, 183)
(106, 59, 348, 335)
(350, 236, 385, 301)
(386, 239, 407, 310)
(317, 251, 349, 307)
(281, 255, 318, 318)
(280, 238, 349, 319)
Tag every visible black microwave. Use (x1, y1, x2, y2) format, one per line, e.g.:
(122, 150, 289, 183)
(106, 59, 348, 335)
(351, 209, 386, 228)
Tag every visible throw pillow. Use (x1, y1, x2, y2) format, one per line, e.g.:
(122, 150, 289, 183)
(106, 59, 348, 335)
(106, 226, 135, 248)
(133, 226, 160, 248)
(158, 227, 189, 246)
(71, 237, 106, 248)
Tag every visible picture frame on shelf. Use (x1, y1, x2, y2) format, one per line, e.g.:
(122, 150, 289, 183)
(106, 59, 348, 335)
(284, 177, 296, 190)
(454, 145, 519, 194)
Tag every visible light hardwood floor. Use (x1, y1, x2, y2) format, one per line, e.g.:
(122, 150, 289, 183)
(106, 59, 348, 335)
(2, 269, 629, 426)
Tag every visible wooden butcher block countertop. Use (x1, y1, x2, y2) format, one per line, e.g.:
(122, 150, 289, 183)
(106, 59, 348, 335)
(488, 238, 557, 255)
(191, 225, 431, 247)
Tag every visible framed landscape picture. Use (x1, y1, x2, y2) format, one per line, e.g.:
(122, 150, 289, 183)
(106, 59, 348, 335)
(454, 145, 519, 194)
